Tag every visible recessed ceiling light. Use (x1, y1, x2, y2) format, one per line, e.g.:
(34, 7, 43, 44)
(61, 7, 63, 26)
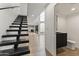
(71, 8, 76, 11)
(32, 15, 34, 16)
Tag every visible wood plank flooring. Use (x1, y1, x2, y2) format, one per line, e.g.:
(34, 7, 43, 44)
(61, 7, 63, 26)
(24, 32, 46, 56)
(57, 48, 79, 56)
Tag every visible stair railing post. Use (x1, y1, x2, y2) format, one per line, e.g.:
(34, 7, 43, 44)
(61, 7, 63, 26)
(14, 17, 23, 50)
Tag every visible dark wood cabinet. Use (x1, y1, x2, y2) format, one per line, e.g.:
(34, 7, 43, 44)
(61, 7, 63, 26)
(56, 32, 67, 49)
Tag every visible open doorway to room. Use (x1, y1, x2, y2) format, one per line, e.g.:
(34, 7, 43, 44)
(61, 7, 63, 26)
(55, 3, 79, 56)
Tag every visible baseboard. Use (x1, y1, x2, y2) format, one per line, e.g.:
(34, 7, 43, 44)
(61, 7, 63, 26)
(45, 48, 53, 56)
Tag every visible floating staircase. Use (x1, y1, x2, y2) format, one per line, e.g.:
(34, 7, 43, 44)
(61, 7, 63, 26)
(0, 15, 30, 56)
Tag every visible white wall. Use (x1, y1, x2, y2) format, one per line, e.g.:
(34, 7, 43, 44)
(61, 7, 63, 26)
(45, 4, 56, 55)
(27, 4, 48, 25)
(66, 14, 79, 48)
(0, 4, 20, 41)
(19, 3, 27, 16)
(29, 16, 40, 25)
(57, 15, 67, 33)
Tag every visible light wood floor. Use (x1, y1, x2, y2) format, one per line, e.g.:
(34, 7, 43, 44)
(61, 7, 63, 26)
(24, 32, 53, 56)
(57, 48, 79, 56)
(24, 32, 46, 56)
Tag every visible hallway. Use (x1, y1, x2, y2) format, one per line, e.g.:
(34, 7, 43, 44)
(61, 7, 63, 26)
(25, 32, 46, 56)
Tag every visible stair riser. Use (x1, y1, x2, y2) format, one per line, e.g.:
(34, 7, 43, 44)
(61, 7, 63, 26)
(0, 45, 14, 50)
(12, 23, 28, 25)
(20, 36, 29, 39)
(0, 43, 29, 51)
(13, 22, 28, 24)
(2, 36, 29, 41)
(11, 25, 28, 26)
(2, 37, 17, 41)
(10, 25, 34, 27)
(18, 43, 29, 47)
(0, 43, 29, 47)
(9, 28, 28, 30)
(6, 32, 28, 35)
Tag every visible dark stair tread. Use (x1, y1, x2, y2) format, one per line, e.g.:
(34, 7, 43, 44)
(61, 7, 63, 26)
(12, 23, 28, 25)
(6, 29, 28, 32)
(18, 15, 27, 17)
(13, 21, 27, 22)
(2, 34, 29, 38)
(0, 39, 29, 46)
(0, 46, 30, 56)
(9, 26, 28, 28)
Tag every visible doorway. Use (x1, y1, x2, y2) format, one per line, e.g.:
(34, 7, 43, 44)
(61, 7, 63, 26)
(55, 3, 79, 56)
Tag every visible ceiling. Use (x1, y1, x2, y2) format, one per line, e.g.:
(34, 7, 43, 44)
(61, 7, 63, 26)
(55, 3, 79, 16)
(27, 3, 48, 23)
